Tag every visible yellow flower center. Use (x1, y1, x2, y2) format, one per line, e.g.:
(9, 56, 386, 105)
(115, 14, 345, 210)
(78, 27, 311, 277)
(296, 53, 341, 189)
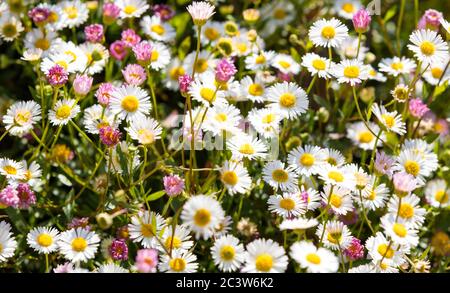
(343, 66, 360, 78)
(272, 169, 289, 183)
(391, 62, 404, 71)
(151, 24, 165, 36)
(14, 110, 31, 126)
(55, 105, 72, 119)
(200, 88, 215, 103)
(255, 253, 273, 272)
(368, 190, 376, 200)
(327, 232, 341, 244)
(56, 60, 69, 70)
(239, 143, 255, 155)
(255, 54, 266, 64)
(381, 114, 395, 128)
(140, 223, 156, 237)
(220, 245, 236, 261)
(342, 3, 355, 13)
(151, 50, 159, 62)
(279, 198, 295, 210)
(121, 95, 139, 112)
(273, 8, 286, 20)
(312, 59, 326, 70)
(3, 165, 16, 175)
(420, 41, 435, 56)
(328, 171, 344, 182)
(204, 27, 220, 41)
(330, 193, 342, 208)
(137, 129, 155, 145)
(164, 236, 182, 249)
(300, 153, 315, 167)
(431, 68, 443, 79)
(399, 203, 414, 219)
(37, 233, 53, 247)
(404, 160, 420, 176)
(169, 66, 185, 80)
(393, 223, 407, 238)
(222, 171, 238, 186)
(64, 6, 78, 19)
(0, 243, 2, 253)
(262, 114, 275, 124)
(194, 208, 211, 227)
(321, 26, 336, 39)
(279, 93, 296, 108)
(435, 190, 449, 204)
(237, 43, 248, 54)
(169, 258, 186, 272)
(64, 50, 77, 62)
(278, 60, 291, 69)
(215, 113, 228, 122)
(195, 58, 208, 73)
(248, 83, 264, 96)
(71, 237, 87, 252)
(34, 38, 50, 51)
(2, 24, 17, 38)
(306, 253, 321, 264)
(358, 131, 373, 143)
(123, 5, 137, 15)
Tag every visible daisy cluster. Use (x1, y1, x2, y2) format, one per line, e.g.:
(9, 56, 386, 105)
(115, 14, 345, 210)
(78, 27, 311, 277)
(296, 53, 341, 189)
(0, 0, 449, 273)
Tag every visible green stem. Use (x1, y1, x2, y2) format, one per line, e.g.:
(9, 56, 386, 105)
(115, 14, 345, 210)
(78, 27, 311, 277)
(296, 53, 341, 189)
(306, 75, 317, 95)
(396, 0, 405, 55)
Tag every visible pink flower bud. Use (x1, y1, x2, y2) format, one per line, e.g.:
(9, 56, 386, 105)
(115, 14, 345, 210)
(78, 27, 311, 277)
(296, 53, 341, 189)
(132, 41, 153, 65)
(103, 2, 120, 25)
(110, 40, 128, 61)
(84, 24, 104, 43)
(46, 64, 68, 87)
(352, 8, 371, 34)
(418, 9, 443, 31)
(178, 74, 193, 95)
(215, 58, 237, 83)
(409, 98, 430, 119)
(73, 74, 93, 97)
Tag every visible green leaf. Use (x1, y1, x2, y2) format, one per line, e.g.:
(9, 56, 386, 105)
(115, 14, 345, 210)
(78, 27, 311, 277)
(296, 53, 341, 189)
(116, 146, 129, 179)
(178, 36, 191, 60)
(171, 12, 191, 39)
(146, 190, 166, 201)
(420, 246, 431, 260)
(433, 80, 448, 98)
(384, 5, 397, 23)
(290, 47, 301, 63)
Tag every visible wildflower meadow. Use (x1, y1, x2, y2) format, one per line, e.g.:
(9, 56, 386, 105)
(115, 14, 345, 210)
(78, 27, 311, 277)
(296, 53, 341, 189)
(0, 0, 449, 274)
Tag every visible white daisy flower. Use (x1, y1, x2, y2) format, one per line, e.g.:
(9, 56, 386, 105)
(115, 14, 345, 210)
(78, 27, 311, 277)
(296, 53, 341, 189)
(58, 0, 89, 28)
(20, 161, 42, 189)
(232, 34, 256, 57)
(203, 102, 241, 137)
(271, 53, 300, 75)
(263, 160, 298, 192)
(260, 1, 295, 35)
(184, 50, 217, 77)
(267, 82, 309, 120)
(367, 65, 387, 82)
(347, 121, 383, 150)
(301, 53, 333, 79)
(21, 48, 43, 62)
(24, 29, 60, 57)
(267, 193, 306, 218)
(308, 18, 349, 48)
(242, 238, 288, 273)
(128, 210, 166, 249)
(181, 195, 225, 240)
(149, 42, 171, 71)
(164, 58, 186, 91)
(79, 43, 109, 75)
(0, 221, 17, 262)
(0, 14, 23, 42)
(323, 148, 346, 167)
(299, 187, 322, 211)
(290, 241, 339, 273)
(158, 249, 198, 273)
(58, 228, 100, 263)
(48, 99, 80, 126)
(321, 184, 354, 216)
(424, 179, 449, 208)
(288, 144, 327, 176)
(245, 51, 275, 71)
(334, 0, 361, 19)
(27, 227, 60, 254)
(392, 149, 434, 186)
(379, 56, 417, 77)
(97, 263, 128, 273)
(188, 71, 226, 106)
(2, 100, 41, 136)
(407, 29, 449, 65)
(110, 85, 151, 122)
(315, 220, 352, 251)
(214, 215, 233, 237)
(159, 225, 194, 253)
(37, 3, 65, 32)
(211, 235, 245, 272)
(140, 15, 175, 43)
(387, 194, 426, 228)
(332, 59, 369, 86)
(423, 59, 450, 86)
(42, 41, 87, 74)
(117, 0, 149, 19)
(403, 139, 438, 174)
(248, 108, 281, 138)
(337, 36, 368, 61)
(126, 116, 162, 146)
(371, 103, 406, 135)
(381, 214, 419, 248)
(199, 21, 223, 46)
(239, 75, 267, 103)
(82, 105, 118, 135)
(318, 164, 355, 189)
(220, 161, 252, 196)
(186, 1, 216, 26)
(365, 232, 406, 267)
(227, 134, 267, 161)
(279, 217, 318, 231)
(0, 158, 26, 180)
(362, 180, 390, 211)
